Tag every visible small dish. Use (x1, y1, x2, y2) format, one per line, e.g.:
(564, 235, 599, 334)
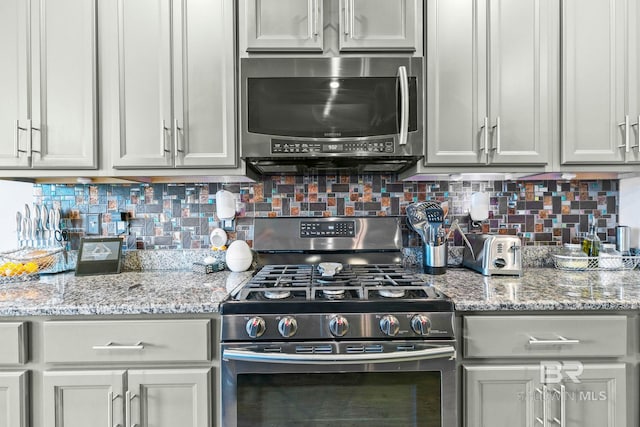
(210, 228, 228, 248)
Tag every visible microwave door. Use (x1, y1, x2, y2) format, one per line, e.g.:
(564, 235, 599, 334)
(397, 66, 409, 146)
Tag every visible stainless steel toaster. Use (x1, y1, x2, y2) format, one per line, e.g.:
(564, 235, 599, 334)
(462, 234, 523, 276)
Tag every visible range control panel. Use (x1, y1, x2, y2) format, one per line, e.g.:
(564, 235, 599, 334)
(300, 221, 356, 238)
(271, 139, 394, 154)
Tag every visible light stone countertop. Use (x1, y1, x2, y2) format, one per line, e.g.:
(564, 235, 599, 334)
(2, 267, 640, 316)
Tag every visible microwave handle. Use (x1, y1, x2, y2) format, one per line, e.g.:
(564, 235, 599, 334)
(223, 345, 455, 365)
(397, 66, 409, 146)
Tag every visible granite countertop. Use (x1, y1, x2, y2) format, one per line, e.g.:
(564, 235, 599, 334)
(424, 267, 640, 311)
(2, 267, 640, 316)
(0, 270, 253, 316)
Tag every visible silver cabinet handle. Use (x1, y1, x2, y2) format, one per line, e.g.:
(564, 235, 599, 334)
(173, 120, 184, 154)
(631, 117, 639, 150)
(30, 124, 41, 155)
(535, 385, 548, 426)
(551, 385, 566, 427)
(528, 336, 580, 345)
(15, 120, 28, 157)
(161, 120, 171, 154)
(312, 0, 319, 38)
(349, 0, 355, 38)
(397, 66, 409, 146)
(618, 115, 630, 152)
(343, 0, 350, 35)
(92, 341, 145, 351)
(108, 391, 121, 427)
(125, 390, 137, 427)
(480, 117, 489, 156)
(491, 116, 501, 154)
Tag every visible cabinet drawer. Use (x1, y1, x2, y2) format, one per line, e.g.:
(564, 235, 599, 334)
(0, 322, 27, 365)
(464, 315, 626, 358)
(43, 319, 211, 363)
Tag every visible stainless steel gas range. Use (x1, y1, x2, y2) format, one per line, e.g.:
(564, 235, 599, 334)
(220, 217, 457, 427)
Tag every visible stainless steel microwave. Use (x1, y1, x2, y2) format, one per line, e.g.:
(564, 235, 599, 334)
(240, 57, 423, 174)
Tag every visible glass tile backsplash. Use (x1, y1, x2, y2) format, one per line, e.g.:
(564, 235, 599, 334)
(34, 176, 619, 250)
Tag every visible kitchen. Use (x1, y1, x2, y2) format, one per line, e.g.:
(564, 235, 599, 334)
(1, 0, 640, 426)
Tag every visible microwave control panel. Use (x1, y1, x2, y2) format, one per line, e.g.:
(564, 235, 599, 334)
(300, 221, 356, 238)
(271, 139, 394, 154)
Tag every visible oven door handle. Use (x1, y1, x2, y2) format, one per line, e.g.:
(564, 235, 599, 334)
(223, 346, 456, 365)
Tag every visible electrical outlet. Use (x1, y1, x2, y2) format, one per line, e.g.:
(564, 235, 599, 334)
(86, 213, 101, 235)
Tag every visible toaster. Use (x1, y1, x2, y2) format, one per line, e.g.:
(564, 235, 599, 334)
(462, 234, 523, 276)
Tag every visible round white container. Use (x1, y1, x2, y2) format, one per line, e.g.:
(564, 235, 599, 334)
(225, 240, 253, 272)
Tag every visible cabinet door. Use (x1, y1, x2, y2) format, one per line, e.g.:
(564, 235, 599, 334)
(0, 371, 28, 427)
(339, 0, 420, 52)
(465, 365, 542, 427)
(30, 0, 98, 169)
(112, 0, 173, 168)
(426, 0, 488, 165)
(173, 0, 237, 168)
(0, 0, 30, 169)
(127, 368, 211, 427)
(43, 370, 126, 427)
(553, 364, 626, 427)
(561, 0, 628, 164)
(244, 0, 323, 52)
(487, 0, 555, 165)
(630, 0, 640, 161)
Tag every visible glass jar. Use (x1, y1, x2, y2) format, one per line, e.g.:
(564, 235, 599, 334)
(557, 243, 589, 269)
(599, 243, 623, 269)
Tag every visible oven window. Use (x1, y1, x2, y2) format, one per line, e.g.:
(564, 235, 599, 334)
(247, 77, 417, 138)
(236, 372, 441, 427)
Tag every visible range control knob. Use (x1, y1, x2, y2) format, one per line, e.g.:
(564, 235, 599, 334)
(411, 315, 432, 336)
(379, 315, 400, 336)
(278, 316, 298, 338)
(329, 315, 349, 337)
(245, 317, 266, 339)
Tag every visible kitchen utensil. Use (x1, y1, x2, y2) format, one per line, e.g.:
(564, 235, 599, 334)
(424, 201, 445, 244)
(406, 202, 428, 243)
(41, 205, 49, 246)
(32, 217, 39, 247)
(16, 211, 22, 246)
(318, 262, 343, 277)
(444, 219, 475, 259)
(49, 209, 56, 246)
(23, 218, 31, 247)
(424, 242, 447, 275)
(210, 228, 228, 248)
(24, 204, 30, 220)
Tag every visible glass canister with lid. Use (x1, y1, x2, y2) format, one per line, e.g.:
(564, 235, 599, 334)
(599, 243, 623, 269)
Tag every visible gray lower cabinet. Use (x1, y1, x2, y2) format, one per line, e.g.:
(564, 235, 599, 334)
(425, 0, 556, 166)
(0, 371, 28, 427)
(106, 0, 237, 169)
(561, 0, 640, 164)
(43, 368, 211, 427)
(465, 363, 626, 427)
(463, 315, 628, 427)
(0, 0, 98, 170)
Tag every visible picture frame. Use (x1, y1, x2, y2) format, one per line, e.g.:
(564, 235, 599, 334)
(75, 237, 124, 276)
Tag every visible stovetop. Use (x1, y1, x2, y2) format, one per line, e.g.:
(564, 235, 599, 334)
(221, 263, 453, 315)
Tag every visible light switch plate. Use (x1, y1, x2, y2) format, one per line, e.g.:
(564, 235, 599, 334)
(85, 213, 101, 235)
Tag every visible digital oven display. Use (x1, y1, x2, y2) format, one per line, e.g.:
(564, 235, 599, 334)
(300, 221, 355, 238)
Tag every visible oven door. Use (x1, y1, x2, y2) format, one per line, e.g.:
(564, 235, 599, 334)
(221, 341, 456, 427)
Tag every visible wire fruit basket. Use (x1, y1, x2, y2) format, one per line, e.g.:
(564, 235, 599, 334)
(552, 254, 640, 271)
(0, 247, 76, 283)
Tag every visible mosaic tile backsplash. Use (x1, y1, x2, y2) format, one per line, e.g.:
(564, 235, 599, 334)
(34, 176, 619, 250)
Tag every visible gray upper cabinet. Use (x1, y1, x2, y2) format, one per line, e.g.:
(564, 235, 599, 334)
(0, 0, 98, 170)
(244, 0, 323, 51)
(338, 0, 420, 52)
(562, 0, 640, 164)
(241, 0, 420, 53)
(111, 0, 237, 169)
(426, 0, 556, 166)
